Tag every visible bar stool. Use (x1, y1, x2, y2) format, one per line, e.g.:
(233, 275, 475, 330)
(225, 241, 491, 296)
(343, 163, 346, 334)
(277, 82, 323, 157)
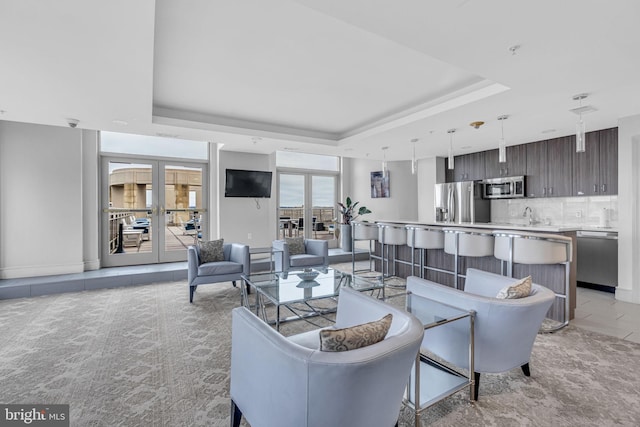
(443, 227, 495, 290)
(377, 223, 408, 285)
(493, 230, 572, 332)
(351, 221, 381, 274)
(405, 224, 444, 278)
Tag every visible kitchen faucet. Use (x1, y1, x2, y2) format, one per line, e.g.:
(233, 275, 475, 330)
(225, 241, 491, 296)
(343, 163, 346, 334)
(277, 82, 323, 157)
(522, 206, 535, 225)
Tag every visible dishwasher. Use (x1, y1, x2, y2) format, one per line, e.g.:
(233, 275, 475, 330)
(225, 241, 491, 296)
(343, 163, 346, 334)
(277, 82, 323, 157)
(576, 230, 618, 291)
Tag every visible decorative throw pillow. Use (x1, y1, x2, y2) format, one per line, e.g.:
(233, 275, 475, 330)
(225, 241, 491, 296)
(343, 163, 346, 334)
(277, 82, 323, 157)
(285, 237, 306, 256)
(319, 314, 393, 352)
(496, 275, 532, 299)
(199, 239, 224, 264)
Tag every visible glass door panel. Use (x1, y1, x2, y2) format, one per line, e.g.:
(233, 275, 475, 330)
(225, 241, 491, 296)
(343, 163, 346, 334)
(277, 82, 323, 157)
(278, 174, 304, 239)
(311, 175, 337, 244)
(162, 164, 206, 262)
(103, 160, 157, 266)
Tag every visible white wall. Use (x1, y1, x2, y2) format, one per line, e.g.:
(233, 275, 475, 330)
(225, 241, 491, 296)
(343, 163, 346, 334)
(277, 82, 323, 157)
(417, 157, 445, 223)
(616, 114, 640, 303)
(217, 151, 276, 248)
(0, 121, 84, 278)
(347, 158, 418, 222)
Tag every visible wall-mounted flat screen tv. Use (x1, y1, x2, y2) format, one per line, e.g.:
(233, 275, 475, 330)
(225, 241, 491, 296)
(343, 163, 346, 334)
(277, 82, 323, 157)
(224, 169, 273, 198)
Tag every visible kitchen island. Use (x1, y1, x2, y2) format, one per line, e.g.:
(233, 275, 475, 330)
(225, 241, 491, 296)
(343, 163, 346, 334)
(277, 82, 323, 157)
(370, 220, 579, 324)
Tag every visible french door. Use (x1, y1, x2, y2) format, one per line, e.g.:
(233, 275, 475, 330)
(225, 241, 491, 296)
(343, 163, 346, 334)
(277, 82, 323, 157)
(277, 172, 337, 246)
(101, 156, 207, 267)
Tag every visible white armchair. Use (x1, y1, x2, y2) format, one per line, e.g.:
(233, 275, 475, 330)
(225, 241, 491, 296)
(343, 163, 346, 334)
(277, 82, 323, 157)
(229, 287, 424, 427)
(406, 268, 555, 400)
(187, 243, 249, 303)
(272, 238, 328, 273)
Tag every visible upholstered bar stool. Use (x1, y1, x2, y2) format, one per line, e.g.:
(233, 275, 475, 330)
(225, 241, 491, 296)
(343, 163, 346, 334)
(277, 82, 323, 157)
(377, 223, 408, 285)
(351, 221, 381, 275)
(493, 230, 573, 332)
(443, 227, 495, 290)
(405, 224, 444, 279)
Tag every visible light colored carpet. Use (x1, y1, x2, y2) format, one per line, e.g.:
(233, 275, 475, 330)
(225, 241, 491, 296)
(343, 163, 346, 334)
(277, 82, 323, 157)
(1, 268, 640, 426)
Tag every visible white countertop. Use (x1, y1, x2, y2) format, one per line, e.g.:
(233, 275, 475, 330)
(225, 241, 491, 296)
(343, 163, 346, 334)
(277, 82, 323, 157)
(374, 220, 618, 234)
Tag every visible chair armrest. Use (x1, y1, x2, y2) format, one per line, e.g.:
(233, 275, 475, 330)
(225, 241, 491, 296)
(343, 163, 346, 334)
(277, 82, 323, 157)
(187, 246, 199, 285)
(230, 307, 312, 426)
(272, 240, 289, 272)
(228, 243, 250, 275)
(305, 239, 328, 266)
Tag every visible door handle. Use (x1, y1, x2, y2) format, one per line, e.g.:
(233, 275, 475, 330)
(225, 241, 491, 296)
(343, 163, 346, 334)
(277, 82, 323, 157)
(602, 184, 607, 192)
(594, 184, 598, 193)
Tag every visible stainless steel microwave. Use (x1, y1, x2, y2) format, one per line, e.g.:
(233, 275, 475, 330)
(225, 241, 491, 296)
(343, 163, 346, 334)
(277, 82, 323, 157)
(481, 176, 525, 199)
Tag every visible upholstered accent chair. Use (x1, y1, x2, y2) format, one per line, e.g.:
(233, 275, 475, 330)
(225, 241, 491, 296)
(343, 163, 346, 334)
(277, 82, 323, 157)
(272, 238, 328, 273)
(229, 287, 424, 427)
(406, 268, 555, 400)
(187, 243, 250, 303)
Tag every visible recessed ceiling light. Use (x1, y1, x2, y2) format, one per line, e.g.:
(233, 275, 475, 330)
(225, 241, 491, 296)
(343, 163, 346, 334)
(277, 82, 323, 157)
(112, 119, 128, 126)
(283, 147, 300, 151)
(461, 145, 472, 149)
(344, 148, 354, 152)
(156, 132, 179, 138)
(541, 129, 557, 134)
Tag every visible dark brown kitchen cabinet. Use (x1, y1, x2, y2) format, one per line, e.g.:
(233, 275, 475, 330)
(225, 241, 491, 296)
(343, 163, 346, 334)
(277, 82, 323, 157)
(573, 127, 618, 196)
(599, 127, 618, 195)
(446, 151, 485, 182)
(484, 145, 526, 178)
(525, 137, 573, 198)
(525, 141, 548, 197)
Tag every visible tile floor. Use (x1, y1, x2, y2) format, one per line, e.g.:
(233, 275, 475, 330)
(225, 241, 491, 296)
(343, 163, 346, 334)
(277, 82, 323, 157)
(573, 287, 640, 343)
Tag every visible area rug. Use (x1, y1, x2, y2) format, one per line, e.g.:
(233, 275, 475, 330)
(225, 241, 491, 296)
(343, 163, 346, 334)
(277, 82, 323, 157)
(1, 274, 640, 426)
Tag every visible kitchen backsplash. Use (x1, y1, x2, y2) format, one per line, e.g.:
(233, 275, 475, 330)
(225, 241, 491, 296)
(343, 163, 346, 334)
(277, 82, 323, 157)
(491, 195, 618, 228)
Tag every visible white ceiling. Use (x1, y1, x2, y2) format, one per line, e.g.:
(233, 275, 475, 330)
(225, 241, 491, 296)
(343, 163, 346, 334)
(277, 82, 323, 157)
(1, 0, 639, 162)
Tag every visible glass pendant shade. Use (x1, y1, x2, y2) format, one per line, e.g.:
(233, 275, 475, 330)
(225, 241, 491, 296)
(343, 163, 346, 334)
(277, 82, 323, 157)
(382, 146, 389, 176)
(411, 140, 417, 175)
(497, 115, 508, 163)
(499, 139, 507, 163)
(576, 117, 586, 152)
(447, 130, 455, 170)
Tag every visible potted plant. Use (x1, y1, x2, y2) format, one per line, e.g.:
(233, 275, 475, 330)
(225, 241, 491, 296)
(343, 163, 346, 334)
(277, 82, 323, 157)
(337, 197, 372, 251)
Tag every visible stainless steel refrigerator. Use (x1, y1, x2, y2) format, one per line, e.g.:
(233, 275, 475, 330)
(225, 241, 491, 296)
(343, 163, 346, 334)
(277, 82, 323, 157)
(434, 181, 490, 224)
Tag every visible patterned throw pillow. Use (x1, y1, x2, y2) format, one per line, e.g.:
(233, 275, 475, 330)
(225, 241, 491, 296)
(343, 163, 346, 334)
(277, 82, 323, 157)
(199, 239, 224, 264)
(496, 276, 532, 299)
(319, 314, 393, 352)
(285, 237, 306, 256)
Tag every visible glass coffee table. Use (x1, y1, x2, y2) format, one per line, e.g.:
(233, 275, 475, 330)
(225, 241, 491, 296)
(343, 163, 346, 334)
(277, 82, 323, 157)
(403, 292, 476, 427)
(241, 267, 383, 331)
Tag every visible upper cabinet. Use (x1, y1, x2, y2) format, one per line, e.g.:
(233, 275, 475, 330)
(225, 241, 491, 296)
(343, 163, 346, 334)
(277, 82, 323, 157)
(445, 127, 617, 197)
(573, 127, 618, 196)
(525, 136, 574, 198)
(484, 145, 526, 178)
(446, 151, 485, 182)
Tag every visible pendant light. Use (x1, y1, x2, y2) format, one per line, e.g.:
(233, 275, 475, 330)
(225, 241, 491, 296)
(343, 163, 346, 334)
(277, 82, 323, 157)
(410, 138, 418, 175)
(573, 93, 588, 153)
(381, 146, 389, 176)
(497, 115, 509, 163)
(447, 129, 456, 170)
